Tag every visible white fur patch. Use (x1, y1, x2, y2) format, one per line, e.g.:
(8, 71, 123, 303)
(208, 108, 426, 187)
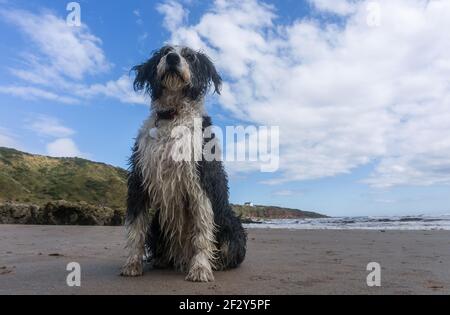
(149, 127, 159, 140)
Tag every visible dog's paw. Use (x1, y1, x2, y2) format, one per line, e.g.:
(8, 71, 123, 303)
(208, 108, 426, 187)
(120, 260, 143, 277)
(186, 252, 215, 282)
(186, 265, 215, 282)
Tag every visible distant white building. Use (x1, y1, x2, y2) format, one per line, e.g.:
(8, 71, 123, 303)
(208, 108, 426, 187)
(244, 202, 254, 207)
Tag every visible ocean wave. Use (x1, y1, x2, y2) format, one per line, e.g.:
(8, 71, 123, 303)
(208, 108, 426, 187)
(244, 215, 450, 231)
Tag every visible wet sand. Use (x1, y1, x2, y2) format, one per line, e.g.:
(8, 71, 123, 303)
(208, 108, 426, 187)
(0, 225, 449, 295)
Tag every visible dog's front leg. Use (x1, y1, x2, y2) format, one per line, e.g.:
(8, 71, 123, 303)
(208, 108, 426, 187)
(185, 193, 216, 282)
(121, 211, 149, 277)
(121, 150, 150, 277)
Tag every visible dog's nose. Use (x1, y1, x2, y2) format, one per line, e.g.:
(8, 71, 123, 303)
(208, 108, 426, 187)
(166, 53, 180, 66)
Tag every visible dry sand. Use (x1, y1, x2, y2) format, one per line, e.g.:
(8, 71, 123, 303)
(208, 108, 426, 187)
(0, 225, 449, 295)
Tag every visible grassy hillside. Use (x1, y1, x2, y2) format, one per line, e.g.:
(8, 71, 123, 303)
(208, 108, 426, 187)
(0, 147, 326, 224)
(0, 147, 127, 210)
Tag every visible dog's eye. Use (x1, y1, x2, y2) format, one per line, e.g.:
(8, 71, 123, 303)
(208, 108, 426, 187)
(162, 47, 173, 55)
(184, 53, 196, 62)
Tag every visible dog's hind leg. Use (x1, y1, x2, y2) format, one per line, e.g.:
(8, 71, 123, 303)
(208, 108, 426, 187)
(215, 215, 247, 270)
(196, 116, 247, 272)
(121, 145, 150, 277)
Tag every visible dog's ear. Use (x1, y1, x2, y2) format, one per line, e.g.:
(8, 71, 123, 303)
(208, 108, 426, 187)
(132, 49, 164, 99)
(194, 52, 222, 96)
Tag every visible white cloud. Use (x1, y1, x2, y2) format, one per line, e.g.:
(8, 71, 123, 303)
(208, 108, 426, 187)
(133, 9, 143, 25)
(1, 123, 84, 158)
(159, 0, 450, 188)
(0, 128, 18, 148)
(28, 115, 75, 138)
(46, 138, 83, 158)
(25, 115, 86, 158)
(157, 0, 188, 32)
(82, 75, 147, 105)
(0, 8, 143, 106)
(1, 8, 110, 81)
(0, 86, 78, 104)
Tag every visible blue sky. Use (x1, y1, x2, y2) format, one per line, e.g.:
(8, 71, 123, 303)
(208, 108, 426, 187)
(1, 0, 450, 217)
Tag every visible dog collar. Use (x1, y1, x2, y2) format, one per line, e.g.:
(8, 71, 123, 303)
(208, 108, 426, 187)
(156, 109, 178, 121)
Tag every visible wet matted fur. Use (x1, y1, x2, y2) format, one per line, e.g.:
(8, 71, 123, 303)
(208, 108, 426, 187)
(121, 45, 247, 282)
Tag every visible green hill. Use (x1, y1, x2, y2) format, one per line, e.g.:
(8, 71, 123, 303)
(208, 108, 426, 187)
(0, 147, 326, 225)
(0, 147, 127, 209)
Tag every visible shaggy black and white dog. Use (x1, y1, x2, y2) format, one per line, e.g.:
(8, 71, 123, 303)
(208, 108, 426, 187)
(121, 45, 247, 282)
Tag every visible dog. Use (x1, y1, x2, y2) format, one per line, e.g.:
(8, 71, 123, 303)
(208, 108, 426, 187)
(121, 45, 247, 282)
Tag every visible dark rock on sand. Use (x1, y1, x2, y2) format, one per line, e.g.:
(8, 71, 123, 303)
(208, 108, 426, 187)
(0, 201, 124, 226)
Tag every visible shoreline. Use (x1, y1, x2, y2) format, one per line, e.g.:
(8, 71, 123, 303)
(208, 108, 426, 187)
(1, 225, 449, 294)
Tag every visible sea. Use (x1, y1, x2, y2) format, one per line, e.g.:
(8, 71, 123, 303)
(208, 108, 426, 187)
(244, 214, 450, 231)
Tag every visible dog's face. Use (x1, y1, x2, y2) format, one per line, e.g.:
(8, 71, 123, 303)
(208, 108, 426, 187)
(133, 45, 222, 101)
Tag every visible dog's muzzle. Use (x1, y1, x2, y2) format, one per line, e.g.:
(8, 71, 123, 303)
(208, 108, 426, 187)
(159, 51, 191, 89)
(166, 52, 180, 68)
(163, 53, 184, 79)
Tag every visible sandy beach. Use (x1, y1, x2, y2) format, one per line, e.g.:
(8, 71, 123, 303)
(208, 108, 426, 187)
(0, 225, 449, 295)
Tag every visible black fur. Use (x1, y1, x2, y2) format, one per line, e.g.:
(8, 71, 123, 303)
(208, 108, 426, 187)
(147, 209, 170, 267)
(126, 142, 149, 224)
(198, 116, 247, 269)
(185, 51, 222, 99)
(132, 47, 165, 100)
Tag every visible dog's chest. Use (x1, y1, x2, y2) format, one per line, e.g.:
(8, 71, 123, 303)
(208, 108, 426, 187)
(136, 111, 203, 207)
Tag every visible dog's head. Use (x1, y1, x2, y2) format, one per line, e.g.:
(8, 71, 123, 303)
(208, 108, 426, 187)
(133, 45, 222, 101)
